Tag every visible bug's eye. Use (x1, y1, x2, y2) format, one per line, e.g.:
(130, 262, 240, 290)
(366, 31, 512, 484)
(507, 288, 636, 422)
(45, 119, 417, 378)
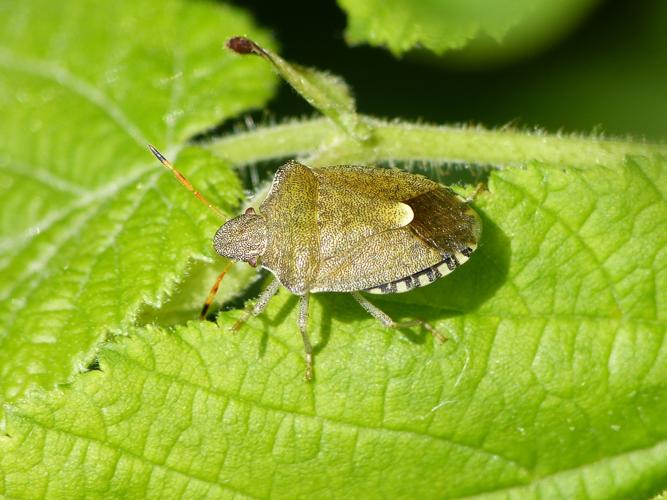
(247, 256, 258, 267)
(245, 207, 256, 215)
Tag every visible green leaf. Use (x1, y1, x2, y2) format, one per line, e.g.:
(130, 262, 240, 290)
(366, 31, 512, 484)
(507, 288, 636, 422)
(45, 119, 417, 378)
(2, 156, 666, 498)
(2, 2, 666, 497)
(0, 0, 277, 407)
(338, 0, 601, 59)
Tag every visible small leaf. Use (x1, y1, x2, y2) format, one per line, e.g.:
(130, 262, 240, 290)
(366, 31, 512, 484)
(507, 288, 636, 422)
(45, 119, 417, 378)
(0, 0, 277, 408)
(1, 157, 665, 498)
(227, 36, 371, 141)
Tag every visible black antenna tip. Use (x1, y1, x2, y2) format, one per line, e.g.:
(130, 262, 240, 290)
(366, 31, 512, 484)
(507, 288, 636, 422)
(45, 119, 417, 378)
(148, 144, 167, 163)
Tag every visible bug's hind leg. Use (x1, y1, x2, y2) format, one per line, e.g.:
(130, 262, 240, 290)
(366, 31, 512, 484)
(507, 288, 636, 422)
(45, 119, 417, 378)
(351, 292, 446, 343)
(465, 182, 486, 204)
(298, 294, 314, 381)
(231, 278, 281, 332)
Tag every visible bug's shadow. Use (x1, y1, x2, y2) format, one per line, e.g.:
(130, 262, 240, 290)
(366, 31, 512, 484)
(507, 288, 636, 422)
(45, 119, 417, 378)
(251, 293, 333, 356)
(316, 293, 429, 347)
(315, 210, 510, 345)
(388, 160, 494, 188)
(254, 293, 300, 356)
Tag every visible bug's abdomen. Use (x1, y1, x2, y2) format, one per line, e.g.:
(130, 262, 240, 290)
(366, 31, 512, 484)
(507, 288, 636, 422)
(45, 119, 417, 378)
(364, 245, 475, 294)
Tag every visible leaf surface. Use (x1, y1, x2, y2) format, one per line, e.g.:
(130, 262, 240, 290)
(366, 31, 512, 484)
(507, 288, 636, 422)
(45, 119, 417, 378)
(2, 157, 666, 498)
(0, 0, 277, 406)
(1, 3, 666, 498)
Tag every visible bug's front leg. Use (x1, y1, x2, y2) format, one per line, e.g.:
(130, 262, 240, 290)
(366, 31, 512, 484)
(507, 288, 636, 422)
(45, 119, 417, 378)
(298, 293, 314, 381)
(231, 278, 281, 332)
(351, 292, 447, 343)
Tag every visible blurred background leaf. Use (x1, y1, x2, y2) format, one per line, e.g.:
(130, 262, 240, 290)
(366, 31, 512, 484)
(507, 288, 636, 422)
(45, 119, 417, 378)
(338, 0, 602, 62)
(237, 0, 667, 141)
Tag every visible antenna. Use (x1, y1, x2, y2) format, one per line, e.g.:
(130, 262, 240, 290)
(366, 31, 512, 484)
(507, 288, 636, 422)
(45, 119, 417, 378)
(200, 261, 234, 320)
(148, 144, 226, 220)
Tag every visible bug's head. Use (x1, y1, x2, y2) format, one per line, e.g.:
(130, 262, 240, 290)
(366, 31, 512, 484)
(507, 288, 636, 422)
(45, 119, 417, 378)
(213, 207, 267, 267)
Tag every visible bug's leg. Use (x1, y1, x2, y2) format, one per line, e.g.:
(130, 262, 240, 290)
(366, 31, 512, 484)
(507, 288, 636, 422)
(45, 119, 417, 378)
(351, 292, 447, 343)
(298, 294, 314, 381)
(465, 183, 486, 204)
(199, 262, 234, 320)
(231, 278, 281, 332)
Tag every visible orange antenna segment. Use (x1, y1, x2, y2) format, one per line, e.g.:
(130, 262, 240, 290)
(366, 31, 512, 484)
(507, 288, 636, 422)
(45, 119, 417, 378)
(199, 261, 235, 320)
(148, 144, 226, 220)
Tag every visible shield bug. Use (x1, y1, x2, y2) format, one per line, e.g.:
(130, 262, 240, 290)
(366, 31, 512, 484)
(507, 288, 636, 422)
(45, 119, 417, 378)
(149, 146, 481, 380)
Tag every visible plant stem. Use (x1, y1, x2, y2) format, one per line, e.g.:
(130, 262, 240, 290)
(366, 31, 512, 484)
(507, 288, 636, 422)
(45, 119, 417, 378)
(204, 116, 667, 170)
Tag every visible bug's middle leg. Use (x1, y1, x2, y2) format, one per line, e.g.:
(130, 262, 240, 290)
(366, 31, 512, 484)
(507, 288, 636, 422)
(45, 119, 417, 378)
(298, 293, 314, 381)
(351, 292, 446, 343)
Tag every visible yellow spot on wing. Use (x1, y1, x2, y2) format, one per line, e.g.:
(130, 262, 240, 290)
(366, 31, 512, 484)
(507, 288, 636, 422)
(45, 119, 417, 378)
(397, 202, 414, 227)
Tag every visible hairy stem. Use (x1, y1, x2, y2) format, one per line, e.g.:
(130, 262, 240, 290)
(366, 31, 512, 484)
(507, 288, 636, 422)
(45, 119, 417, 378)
(204, 116, 667, 170)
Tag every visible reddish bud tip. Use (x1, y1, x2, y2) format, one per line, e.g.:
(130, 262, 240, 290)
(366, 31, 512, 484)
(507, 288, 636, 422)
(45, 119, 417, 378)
(227, 36, 255, 55)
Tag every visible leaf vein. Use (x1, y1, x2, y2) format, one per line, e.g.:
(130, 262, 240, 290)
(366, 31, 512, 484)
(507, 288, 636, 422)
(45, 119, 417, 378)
(117, 346, 529, 473)
(0, 47, 148, 147)
(462, 438, 667, 498)
(0, 169, 158, 337)
(14, 412, 260, 499)
(0, 158, 90, 196)
(495, 175, 625, 316)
